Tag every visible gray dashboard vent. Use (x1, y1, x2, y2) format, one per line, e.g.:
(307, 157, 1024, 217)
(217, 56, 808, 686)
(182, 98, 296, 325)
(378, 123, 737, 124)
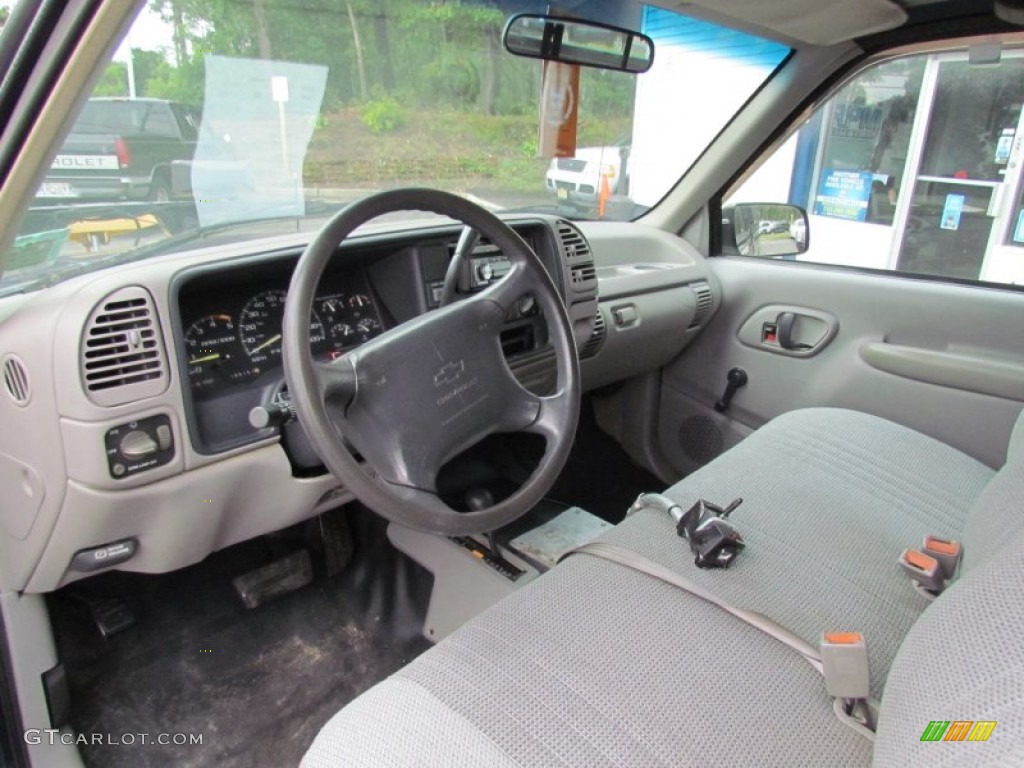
(580, 309, 606, 360)
(557, 221, 597, 294)
(2, 355, 30, 406)
(688, 281, 713, 329)
(81, 287, 168, 406)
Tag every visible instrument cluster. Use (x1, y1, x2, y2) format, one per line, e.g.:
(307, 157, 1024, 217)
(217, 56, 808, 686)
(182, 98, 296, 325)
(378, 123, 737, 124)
(181, 272, 383, 398)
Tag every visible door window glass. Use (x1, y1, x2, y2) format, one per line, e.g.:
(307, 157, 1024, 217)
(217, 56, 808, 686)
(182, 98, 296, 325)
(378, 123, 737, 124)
(725, 47, 1024, 287)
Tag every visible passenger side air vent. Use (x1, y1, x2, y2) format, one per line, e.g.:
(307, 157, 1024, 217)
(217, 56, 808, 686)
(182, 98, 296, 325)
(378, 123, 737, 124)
(579, 309, 606, 360)
(2, 355, 30, 406)
(81, 287, 168, 406)
(688, 281, 713, 330)
(557, 221, 597, 294)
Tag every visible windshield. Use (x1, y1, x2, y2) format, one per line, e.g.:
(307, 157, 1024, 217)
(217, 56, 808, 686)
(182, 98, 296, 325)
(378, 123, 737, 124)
(0, 0, 788, 295)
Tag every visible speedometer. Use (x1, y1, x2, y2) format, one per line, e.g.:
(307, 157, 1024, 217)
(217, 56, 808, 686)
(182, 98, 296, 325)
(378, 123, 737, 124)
(239, 290, 325, 367)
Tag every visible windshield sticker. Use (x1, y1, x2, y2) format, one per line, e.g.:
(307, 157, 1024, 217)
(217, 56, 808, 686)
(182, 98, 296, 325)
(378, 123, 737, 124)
(193, 56, 327, 228)
(812, 170, 873, 221)
(940, 193, 965, 231)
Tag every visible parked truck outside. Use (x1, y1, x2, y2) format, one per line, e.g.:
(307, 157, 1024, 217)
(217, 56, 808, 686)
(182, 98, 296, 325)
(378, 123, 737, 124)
(36, 97, 201, 204)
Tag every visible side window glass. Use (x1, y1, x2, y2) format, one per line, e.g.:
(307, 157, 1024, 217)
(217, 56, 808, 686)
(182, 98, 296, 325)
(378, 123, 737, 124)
(142, 105, 178, 137)
(726, 49, 1024, 287)
(172, 105, 199, 141)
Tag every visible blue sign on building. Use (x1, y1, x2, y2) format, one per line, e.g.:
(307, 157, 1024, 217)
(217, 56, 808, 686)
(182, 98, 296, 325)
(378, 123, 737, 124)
(813, 170, 874, 221)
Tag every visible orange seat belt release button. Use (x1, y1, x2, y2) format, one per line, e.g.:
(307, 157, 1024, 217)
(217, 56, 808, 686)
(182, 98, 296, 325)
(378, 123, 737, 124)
(821, 631, 870, 700)
(899, 548, 945, 594)
(923, 535, 961, 580)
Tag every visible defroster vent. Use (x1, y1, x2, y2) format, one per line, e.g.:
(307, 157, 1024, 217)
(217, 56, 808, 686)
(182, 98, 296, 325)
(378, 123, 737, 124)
(579, 309, 606, 360)
(688, 281, 713, 330)
(81, 287, 168, 406)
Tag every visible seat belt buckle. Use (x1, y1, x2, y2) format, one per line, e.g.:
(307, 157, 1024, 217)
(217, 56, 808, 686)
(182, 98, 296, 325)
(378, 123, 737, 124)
(820, 631, 870, 700)
(922, 536, 961, 580)
(676, 499, 745, 569)
(899, 548, 945, 594)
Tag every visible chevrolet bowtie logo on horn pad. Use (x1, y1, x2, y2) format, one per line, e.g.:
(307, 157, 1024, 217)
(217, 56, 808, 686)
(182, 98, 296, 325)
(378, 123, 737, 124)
(433, 360, 465, 387)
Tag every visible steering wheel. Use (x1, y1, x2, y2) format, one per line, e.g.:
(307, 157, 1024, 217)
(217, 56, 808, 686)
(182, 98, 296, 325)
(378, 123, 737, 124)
(283, 188, 581, 536)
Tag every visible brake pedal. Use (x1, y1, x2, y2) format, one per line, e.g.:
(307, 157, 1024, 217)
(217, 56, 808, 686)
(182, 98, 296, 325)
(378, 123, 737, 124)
(72, 594, 136, 638)
(232, 549, 314, 609)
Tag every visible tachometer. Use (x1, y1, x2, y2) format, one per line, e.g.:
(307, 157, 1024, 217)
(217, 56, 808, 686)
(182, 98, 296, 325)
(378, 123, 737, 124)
(185, 314, 243, 390)
(239, 289, 325, 366)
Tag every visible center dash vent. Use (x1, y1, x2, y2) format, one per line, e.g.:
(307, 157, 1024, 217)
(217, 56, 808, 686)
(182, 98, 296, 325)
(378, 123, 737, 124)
(81, 287, 168, 406)
(579, 309, 606, 360)
(557, 221, 597, 294)
(688, 281, 714, 330)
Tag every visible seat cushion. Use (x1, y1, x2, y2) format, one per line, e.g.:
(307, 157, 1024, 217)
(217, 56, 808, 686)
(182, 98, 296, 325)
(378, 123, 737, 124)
(303, 553, 873, 767)
(600, 407, 993, 696)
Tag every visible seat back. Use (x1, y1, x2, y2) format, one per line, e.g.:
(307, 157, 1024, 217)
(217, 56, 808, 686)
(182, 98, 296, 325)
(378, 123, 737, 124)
(960, 408, 1024, 573)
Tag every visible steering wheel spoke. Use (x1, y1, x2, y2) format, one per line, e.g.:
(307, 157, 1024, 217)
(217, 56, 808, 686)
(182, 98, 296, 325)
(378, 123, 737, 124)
(522, 392, 567, 443)
(314, 356, 357, 408)
(482, 260, 533, 313)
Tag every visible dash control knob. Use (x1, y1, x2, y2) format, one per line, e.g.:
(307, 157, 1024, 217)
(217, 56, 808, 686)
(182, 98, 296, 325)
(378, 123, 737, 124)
(476, 262, 494, 282)
(104, 414, 174, 479)
(119, 429, 159, 460)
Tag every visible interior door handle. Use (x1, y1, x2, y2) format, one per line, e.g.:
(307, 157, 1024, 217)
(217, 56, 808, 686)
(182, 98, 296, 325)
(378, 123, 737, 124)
(737, 304, 838, 357)
(777, 312, 811, 351)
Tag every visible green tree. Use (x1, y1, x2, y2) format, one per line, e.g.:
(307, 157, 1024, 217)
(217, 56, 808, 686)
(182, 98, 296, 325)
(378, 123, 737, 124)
(93, 61, 129, 96)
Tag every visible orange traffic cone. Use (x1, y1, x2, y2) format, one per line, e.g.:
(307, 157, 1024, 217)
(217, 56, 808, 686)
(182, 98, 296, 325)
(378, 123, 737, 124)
(598, 171, 611, 218)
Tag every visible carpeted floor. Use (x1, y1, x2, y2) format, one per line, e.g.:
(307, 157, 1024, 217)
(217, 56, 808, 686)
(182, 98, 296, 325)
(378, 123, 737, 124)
(48, 507, 432, 768)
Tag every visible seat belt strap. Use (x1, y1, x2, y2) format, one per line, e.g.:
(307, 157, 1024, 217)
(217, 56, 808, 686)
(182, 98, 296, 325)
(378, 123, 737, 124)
(565, 541, 877, 738)
(567, 541, 822, 673)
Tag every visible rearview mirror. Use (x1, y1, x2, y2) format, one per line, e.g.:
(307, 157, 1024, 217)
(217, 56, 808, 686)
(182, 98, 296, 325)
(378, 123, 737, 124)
(503, 14, 654, 74)
(722, 204, 809, 258)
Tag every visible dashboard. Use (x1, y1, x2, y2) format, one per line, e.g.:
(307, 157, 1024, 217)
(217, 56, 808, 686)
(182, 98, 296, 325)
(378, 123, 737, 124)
(0, 213, 716, 595)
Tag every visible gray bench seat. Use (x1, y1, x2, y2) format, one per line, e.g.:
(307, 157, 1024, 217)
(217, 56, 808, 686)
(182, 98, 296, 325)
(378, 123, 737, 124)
(303, 407, 1023, 766)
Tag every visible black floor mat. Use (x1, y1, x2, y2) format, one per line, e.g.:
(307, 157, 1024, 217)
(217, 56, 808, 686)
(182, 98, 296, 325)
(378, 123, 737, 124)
(48, 507, 433, 768)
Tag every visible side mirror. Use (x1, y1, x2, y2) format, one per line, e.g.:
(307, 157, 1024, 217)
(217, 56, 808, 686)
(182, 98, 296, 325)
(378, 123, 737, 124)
(503, 14, 654, 74)
(722, 203, 809, 258)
